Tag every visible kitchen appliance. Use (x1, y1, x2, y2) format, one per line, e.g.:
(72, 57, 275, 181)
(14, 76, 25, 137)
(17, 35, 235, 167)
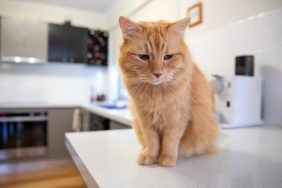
(211, 55, 263, 128)
(0, 109, 48, 160)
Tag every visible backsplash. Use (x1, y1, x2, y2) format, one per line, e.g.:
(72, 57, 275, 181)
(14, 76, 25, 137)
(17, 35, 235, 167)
(0, 63, 108, 104)
(187, 7, 282, 125)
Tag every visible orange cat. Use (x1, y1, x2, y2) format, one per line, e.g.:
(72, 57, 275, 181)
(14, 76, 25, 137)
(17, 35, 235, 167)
(118, 16, 219, 167)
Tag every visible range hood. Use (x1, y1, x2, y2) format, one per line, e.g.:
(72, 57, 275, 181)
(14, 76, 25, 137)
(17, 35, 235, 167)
(1, 56, 47, 64)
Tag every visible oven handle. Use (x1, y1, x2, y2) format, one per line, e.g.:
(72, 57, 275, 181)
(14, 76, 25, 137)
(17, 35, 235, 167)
(0, 116, 48, 123)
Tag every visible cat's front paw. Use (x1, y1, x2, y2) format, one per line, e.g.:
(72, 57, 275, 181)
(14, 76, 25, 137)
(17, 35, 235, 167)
(137, 151, 156, 165)
(158, 155, 177, 167)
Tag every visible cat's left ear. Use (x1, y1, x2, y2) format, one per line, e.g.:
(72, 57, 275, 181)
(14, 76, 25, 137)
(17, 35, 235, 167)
(169, 17, 190, 38)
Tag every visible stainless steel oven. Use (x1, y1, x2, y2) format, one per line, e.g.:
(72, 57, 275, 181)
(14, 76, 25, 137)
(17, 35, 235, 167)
(0, 109, 48, 160)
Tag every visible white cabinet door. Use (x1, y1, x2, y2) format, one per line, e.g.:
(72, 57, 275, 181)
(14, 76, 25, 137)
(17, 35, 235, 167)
(0, 17, 48, 62)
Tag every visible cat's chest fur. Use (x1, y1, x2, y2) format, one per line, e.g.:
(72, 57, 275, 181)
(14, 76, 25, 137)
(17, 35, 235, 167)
(133, 87, 191, 129)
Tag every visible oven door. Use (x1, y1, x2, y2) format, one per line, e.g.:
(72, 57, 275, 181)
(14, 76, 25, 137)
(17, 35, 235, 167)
(0, 111, 48, 160)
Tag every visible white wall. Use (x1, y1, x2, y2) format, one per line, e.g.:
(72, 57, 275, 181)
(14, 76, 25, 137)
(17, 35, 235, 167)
(180, 0, 282, 37)
(106, 0, 152, 29)
(0, 63, 108, 104)
(130, 0, 179, 21)
(179, 0, 282, 125)
(0, 0, 107, 29)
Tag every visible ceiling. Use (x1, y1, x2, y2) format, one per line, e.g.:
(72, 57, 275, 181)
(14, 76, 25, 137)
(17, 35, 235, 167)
(13, 0, 121, 13)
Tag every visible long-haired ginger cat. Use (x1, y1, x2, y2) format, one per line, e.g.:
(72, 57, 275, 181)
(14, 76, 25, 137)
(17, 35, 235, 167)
(118, 17, 219, 167)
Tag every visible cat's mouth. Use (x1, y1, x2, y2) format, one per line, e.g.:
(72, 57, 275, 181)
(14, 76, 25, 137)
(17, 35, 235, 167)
(152, 81, 162, 85)
(150, 75, 173, 86)
(151, 78, 168, 85)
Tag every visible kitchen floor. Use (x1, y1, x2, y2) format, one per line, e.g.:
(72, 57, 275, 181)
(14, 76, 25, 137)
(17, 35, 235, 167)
(0, 158, 84, 188)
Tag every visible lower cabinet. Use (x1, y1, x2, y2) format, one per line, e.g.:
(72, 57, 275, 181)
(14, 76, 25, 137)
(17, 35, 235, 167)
(81, 110, 130, 131)
(48, 108, 129, 157)
(48, 108, 74, 157)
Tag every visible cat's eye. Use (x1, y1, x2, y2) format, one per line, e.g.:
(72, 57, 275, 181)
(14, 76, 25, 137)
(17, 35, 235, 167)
(138, 54, 150, 61)
(164, 54, 174, 60)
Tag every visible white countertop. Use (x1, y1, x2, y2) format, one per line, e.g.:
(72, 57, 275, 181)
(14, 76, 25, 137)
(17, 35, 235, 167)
(65, 125, 282, 188)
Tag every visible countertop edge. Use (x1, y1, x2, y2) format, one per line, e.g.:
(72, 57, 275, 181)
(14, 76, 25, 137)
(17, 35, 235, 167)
(65, 134, 100, 188)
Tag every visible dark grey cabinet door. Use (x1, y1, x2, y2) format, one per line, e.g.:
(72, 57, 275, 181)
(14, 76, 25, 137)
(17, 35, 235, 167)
(48, 24, 68, 62)
(67, 26, 88, 63)
(48, 24, 88, 63)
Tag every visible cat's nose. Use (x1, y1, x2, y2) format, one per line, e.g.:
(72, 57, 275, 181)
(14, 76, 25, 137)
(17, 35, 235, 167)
(153, 73, 162, 78)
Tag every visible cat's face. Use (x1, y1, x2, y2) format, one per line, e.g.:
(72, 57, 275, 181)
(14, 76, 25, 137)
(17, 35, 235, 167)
(119, 17, 190, 86)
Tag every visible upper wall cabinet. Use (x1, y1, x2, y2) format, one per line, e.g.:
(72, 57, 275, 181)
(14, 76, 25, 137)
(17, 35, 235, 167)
(48, 23, 88, 63)
(48, 23, 108, 66)
(0, 17, 108, 65)
(0, 17, 48, 63)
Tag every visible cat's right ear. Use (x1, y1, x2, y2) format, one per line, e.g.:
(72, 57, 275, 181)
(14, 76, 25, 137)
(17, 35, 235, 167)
(119, 16, 142, 39)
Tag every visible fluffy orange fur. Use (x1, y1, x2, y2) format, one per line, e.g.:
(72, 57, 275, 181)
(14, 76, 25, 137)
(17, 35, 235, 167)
(118, 17, 219, 167)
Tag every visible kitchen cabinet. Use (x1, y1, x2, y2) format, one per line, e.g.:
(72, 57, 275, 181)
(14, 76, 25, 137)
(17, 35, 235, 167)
(48, 108, 74, 157)
(81, 110, 129, 131)
(48, 23, 88, 63)
(0, 17, 48, 62)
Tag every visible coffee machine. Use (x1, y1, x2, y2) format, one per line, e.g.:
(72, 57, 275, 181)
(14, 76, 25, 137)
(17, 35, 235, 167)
(211, 55, 263, 128)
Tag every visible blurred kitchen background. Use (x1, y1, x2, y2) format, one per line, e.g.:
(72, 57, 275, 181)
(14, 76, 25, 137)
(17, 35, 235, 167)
(0, 0, 281, 187)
